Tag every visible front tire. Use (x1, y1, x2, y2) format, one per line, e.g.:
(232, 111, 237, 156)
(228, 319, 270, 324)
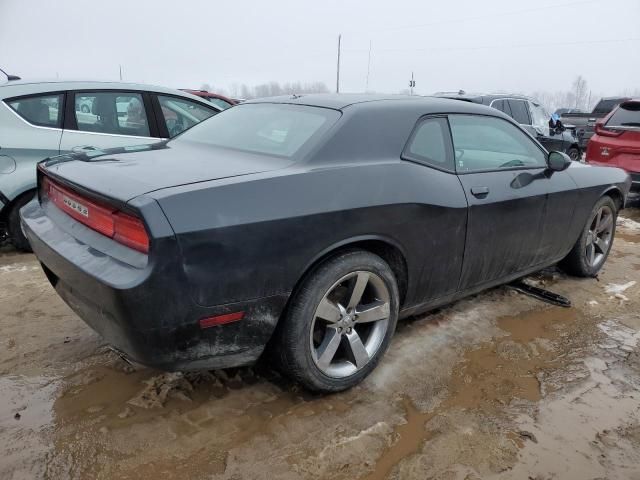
(560, 196, 617, 277)
(275, 250, 399, 392)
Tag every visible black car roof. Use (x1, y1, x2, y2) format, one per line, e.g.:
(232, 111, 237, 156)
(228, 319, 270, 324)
(243, 93, 502, 115)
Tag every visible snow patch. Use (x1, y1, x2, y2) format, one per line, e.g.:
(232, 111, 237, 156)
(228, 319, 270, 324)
(0, 264, 39, 274)
(617, 216, 640, 233)
(604, 281, 636, 294)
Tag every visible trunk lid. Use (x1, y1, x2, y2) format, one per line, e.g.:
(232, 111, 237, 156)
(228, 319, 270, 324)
(41, 140, 291, 203)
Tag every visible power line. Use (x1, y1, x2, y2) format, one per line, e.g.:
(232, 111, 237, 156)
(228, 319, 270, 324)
(343, 37, 640, 54)
(344, 0, 602, 35)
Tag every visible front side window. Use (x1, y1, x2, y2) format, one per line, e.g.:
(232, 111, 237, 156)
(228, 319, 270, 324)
(74, 92, 150, 137)
(177, 103, 340, 158)
(448, 115, 547, 172)
(508, 100, 531, 125)
(403, 117, 452, 170)
(157, 96, 216, 137)
(7, 94, 63, 128)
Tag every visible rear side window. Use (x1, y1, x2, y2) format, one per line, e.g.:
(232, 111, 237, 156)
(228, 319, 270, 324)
(157, 95, 216, 137)
(606, 102, 640, 127)
(403, 117, 453, 170)
(449, 115, 547, 172)
(177, 103, 340, 158)
(74, 91, 150, 137)
(491, 99, 512, 118)
(508, 100, 530, 125)
(7, 94, 63, 128)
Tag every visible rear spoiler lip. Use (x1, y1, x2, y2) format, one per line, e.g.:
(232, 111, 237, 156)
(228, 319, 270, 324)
(37, 163, 133, 215)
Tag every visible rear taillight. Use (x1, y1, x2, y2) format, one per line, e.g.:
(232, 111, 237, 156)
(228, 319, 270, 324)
(595, 121, 624, 137)
(113, 212, 149, 253)
(41, 176, 149, 253)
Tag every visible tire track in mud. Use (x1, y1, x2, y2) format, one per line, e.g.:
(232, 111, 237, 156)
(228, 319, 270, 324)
(360, 307, 584, 480)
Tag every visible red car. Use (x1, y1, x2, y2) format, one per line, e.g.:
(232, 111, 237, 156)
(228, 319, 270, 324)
(180, 89, 236, 110)
(587, 99, 640, 191)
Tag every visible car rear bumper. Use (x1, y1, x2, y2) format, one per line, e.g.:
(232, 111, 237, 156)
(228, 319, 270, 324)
(21, 199, 287, 371)
(631, 172, 640, 191)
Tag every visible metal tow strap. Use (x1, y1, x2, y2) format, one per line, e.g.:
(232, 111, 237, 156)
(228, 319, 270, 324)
(508, 281, 572, 308)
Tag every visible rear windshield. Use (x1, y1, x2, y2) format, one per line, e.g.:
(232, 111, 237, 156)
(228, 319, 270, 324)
(176, 103, 340, 158)
(606, 102, 640, 127)
(593, 99, 624, 115)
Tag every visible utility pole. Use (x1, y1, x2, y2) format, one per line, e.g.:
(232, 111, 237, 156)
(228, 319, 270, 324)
(365, 40, 372, 92)
(119, 65, 123, 81)
(336, 34, 341, 93)
(409, 72, 415, 96)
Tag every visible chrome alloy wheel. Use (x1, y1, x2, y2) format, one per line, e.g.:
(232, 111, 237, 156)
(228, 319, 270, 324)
(310, 271, 391, 378)
(586, 204, 614, 268)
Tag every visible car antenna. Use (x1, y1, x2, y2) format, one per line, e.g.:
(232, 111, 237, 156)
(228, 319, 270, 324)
(0, 67, 20, 81)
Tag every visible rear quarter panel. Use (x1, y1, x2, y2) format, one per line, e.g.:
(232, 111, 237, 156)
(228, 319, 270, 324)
(153, 160, 468, 310)
(566, 163, 631, 225)
(0, 102, 62, 202)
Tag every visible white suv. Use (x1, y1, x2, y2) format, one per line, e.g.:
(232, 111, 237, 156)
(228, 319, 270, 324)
(0, 79, 220, 250)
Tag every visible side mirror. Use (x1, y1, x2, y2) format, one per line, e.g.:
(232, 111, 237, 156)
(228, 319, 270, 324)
(548, 151, 572, 172)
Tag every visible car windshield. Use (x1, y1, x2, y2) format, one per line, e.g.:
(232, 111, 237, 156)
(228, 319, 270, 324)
(207, 97, 232, 110)
(593, 99, 621, 114)
(176, 103, 340, 158)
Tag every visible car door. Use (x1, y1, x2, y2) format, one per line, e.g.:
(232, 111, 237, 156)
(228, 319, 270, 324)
(527, 100, 566, 152)
(59, 90, 162, 154)
(449, 114, 551, 290)
(401, 116, 468, 303)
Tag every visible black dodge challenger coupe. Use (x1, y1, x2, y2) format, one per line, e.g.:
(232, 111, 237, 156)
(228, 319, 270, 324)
(22, 94, 631, 392)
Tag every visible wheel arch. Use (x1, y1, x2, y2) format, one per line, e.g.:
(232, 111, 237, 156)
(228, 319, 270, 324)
(0, 187, 36, 222)
(602, 186, 625, 210)
(294, 235, 410, 309)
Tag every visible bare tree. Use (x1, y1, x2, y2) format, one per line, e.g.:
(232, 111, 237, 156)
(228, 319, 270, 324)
(231, 81, 331, 99)
(572, 75, 588, 110)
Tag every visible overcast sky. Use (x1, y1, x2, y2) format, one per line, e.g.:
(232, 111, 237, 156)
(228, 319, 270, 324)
(1, 0, 638, 97)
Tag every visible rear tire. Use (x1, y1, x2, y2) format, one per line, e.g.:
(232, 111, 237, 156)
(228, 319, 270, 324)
(8, 192, 34, 252)
(568, 146, 581, 162)
(275, 250, 399, 392)
(560, 196, 617, 277)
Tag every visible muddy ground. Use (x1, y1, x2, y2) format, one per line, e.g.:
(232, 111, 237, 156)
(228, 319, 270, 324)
(1, 204, 639, 480)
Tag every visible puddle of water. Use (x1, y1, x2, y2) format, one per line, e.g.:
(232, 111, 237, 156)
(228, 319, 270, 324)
(497, 319, 640, 479)
(361, 307, 579, 480)
(0, 375, 59, 479)
(43, 361, 354, 479)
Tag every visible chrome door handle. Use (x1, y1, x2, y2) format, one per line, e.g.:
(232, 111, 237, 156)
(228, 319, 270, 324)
(471, 186, 489, 198)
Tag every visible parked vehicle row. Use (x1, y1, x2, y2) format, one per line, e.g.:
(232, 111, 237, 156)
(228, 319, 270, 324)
(435, 92, 583, 161)
(21, 94, 631, 392)
(561, 96, 631, 150)
(586, 99, 640, 191)
(180, 89, 237, 110)
(0, 80, 221, 249)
